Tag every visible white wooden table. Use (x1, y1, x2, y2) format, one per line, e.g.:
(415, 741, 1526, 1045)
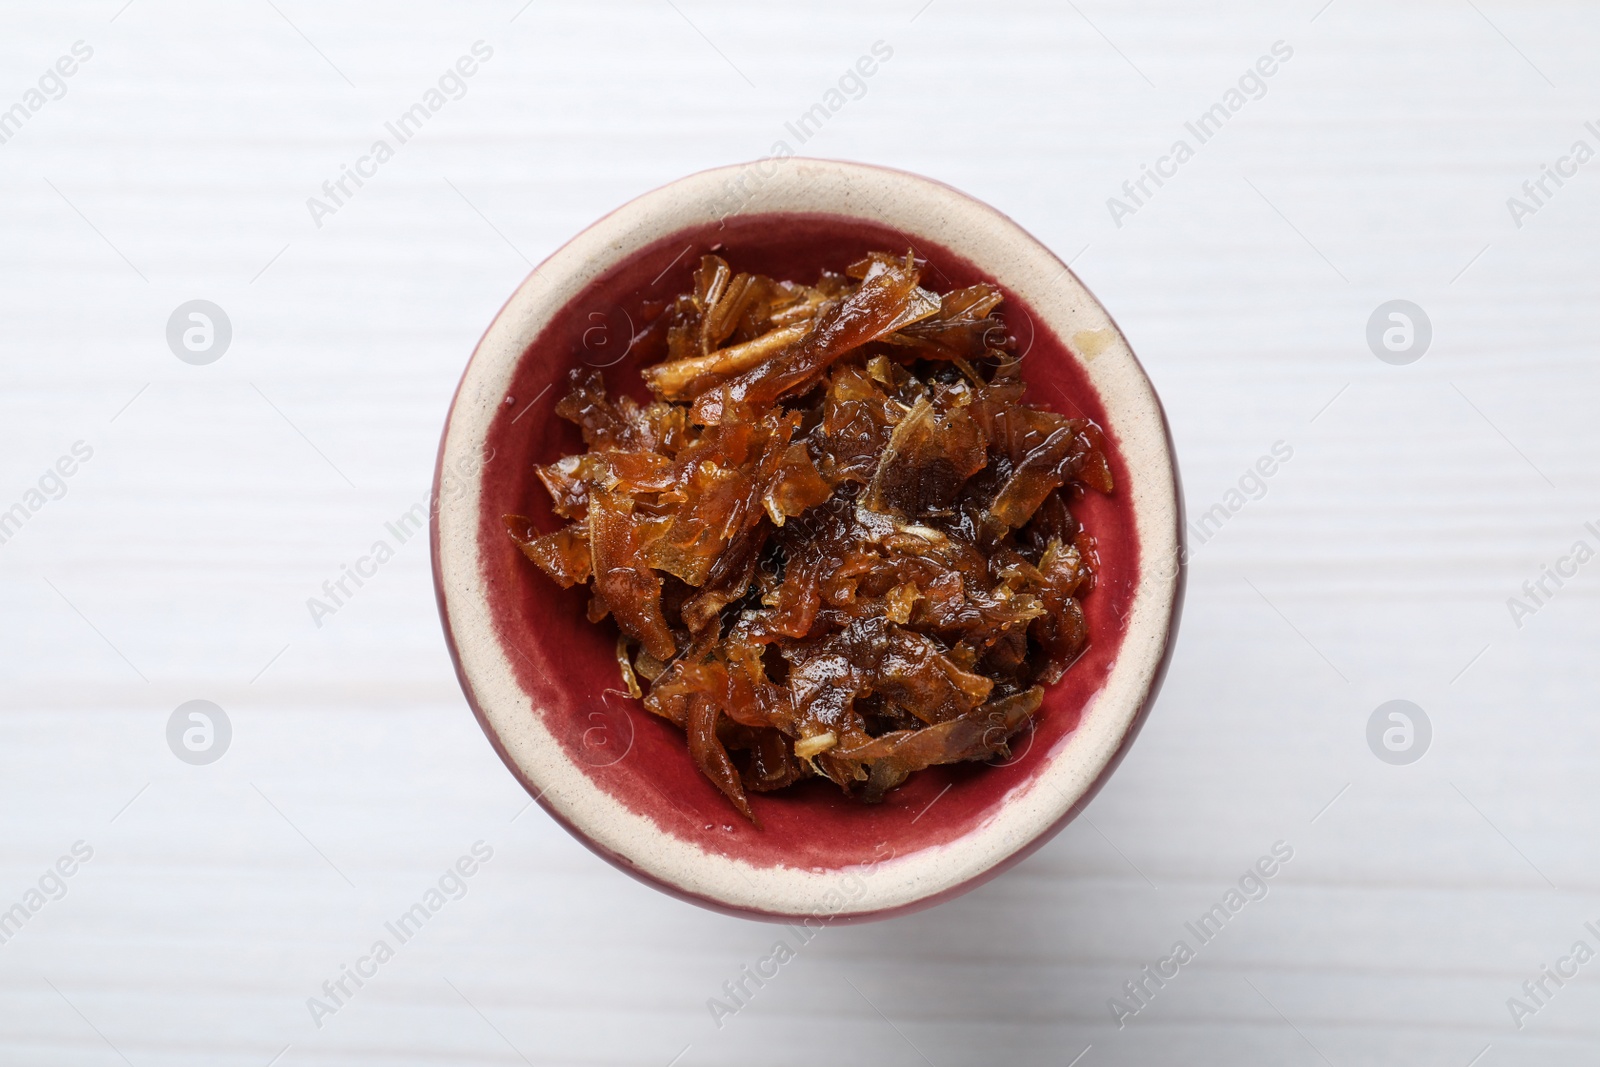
(2, 1, 1597, 1063)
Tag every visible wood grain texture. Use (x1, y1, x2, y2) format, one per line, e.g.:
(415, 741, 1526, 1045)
(1, 0, 1597, 1063)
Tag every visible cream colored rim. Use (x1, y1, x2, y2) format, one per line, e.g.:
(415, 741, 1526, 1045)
(436, 158, 1181, 917)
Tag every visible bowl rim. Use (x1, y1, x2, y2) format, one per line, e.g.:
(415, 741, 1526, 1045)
(431, 157, 1186, 922)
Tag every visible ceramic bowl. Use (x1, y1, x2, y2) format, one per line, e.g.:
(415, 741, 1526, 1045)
(432, 158, 1184, 922)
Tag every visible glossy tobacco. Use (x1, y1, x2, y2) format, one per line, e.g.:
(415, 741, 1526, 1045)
(507, 252, 1111, 822)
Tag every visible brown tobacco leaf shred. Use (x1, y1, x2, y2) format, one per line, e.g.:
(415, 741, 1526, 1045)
(505, 516, 592, 588)
(615, 635, 643, 699)
(839, 687, 1045, 802)
(506, 251, 1113, 821)
(688, 693, 757, 824)
(588, 491, 675, 661)
(689, 253, 940, 427)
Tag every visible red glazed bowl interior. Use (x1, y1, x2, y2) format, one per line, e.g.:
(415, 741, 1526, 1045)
(481, 214, 1139, 866)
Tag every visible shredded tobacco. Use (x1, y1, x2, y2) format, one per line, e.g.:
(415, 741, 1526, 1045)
(506, 251, 1112, 823)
